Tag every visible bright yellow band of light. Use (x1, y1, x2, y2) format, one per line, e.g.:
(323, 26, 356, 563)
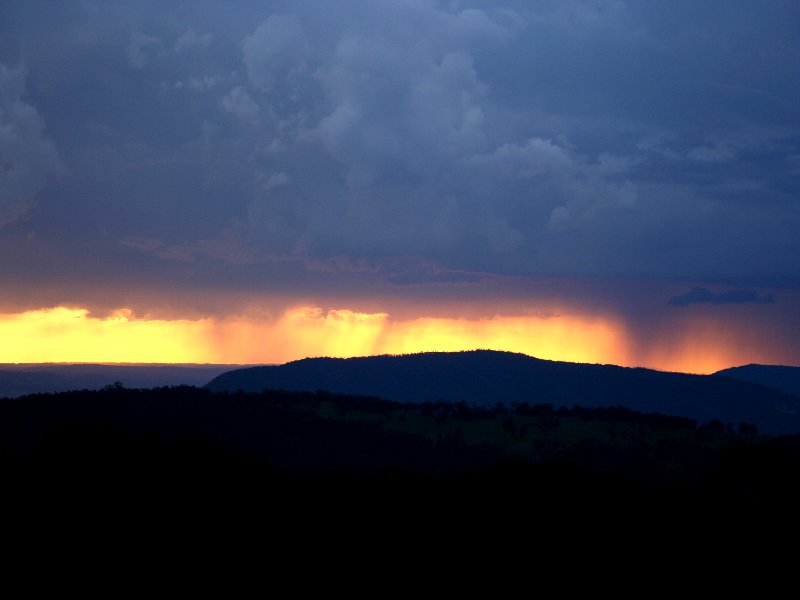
(0, 307, 215, 363)
(251, 306, 628, 367)
(0, 305, 628, 366)
(0, 304, 778, 374)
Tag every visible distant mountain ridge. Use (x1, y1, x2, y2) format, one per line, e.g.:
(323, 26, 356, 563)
(715, 364, 800, 397)
(0, 364, 246, 399)
(206, 350, 800, 435)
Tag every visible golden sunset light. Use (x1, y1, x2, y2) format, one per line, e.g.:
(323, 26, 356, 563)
(2, 303, 790, 374)
(0, 307, 215, 364)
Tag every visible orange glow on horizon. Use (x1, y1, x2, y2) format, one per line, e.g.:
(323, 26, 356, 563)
(635, 316, 780, 376)
(0, 304, 787, 374)
(240, 306, 631, 367)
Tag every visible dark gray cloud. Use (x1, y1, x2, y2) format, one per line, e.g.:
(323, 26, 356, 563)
(668, 288, 776, 308)
(0, 0, 798, 313)
(0, 64, 62, 226)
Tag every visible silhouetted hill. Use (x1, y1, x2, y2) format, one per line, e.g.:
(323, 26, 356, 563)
(0, 364, 246, 398)
(714, 364, 800, 397)
(206, 350, 800, 434)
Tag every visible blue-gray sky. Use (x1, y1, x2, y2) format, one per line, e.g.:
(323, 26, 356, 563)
(1, 1, 798, 366)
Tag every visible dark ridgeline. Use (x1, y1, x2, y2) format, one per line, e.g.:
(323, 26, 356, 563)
(206, 350, 800, 435)
(715, 364, 800, 397)
(0, 363, 246, 398)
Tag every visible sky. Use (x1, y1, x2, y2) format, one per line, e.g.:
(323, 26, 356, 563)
(1, 0, 798, 372)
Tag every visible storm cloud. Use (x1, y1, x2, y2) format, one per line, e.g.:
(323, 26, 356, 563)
(668, 288, 776, 308)
(0, 64, 61, 226)
(0, 0, 798, 315)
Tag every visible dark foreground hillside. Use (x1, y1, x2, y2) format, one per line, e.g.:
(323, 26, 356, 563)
(7, 383, 800, 583)
(4, 384, 800, 535)
(207, 350, 800, 434)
